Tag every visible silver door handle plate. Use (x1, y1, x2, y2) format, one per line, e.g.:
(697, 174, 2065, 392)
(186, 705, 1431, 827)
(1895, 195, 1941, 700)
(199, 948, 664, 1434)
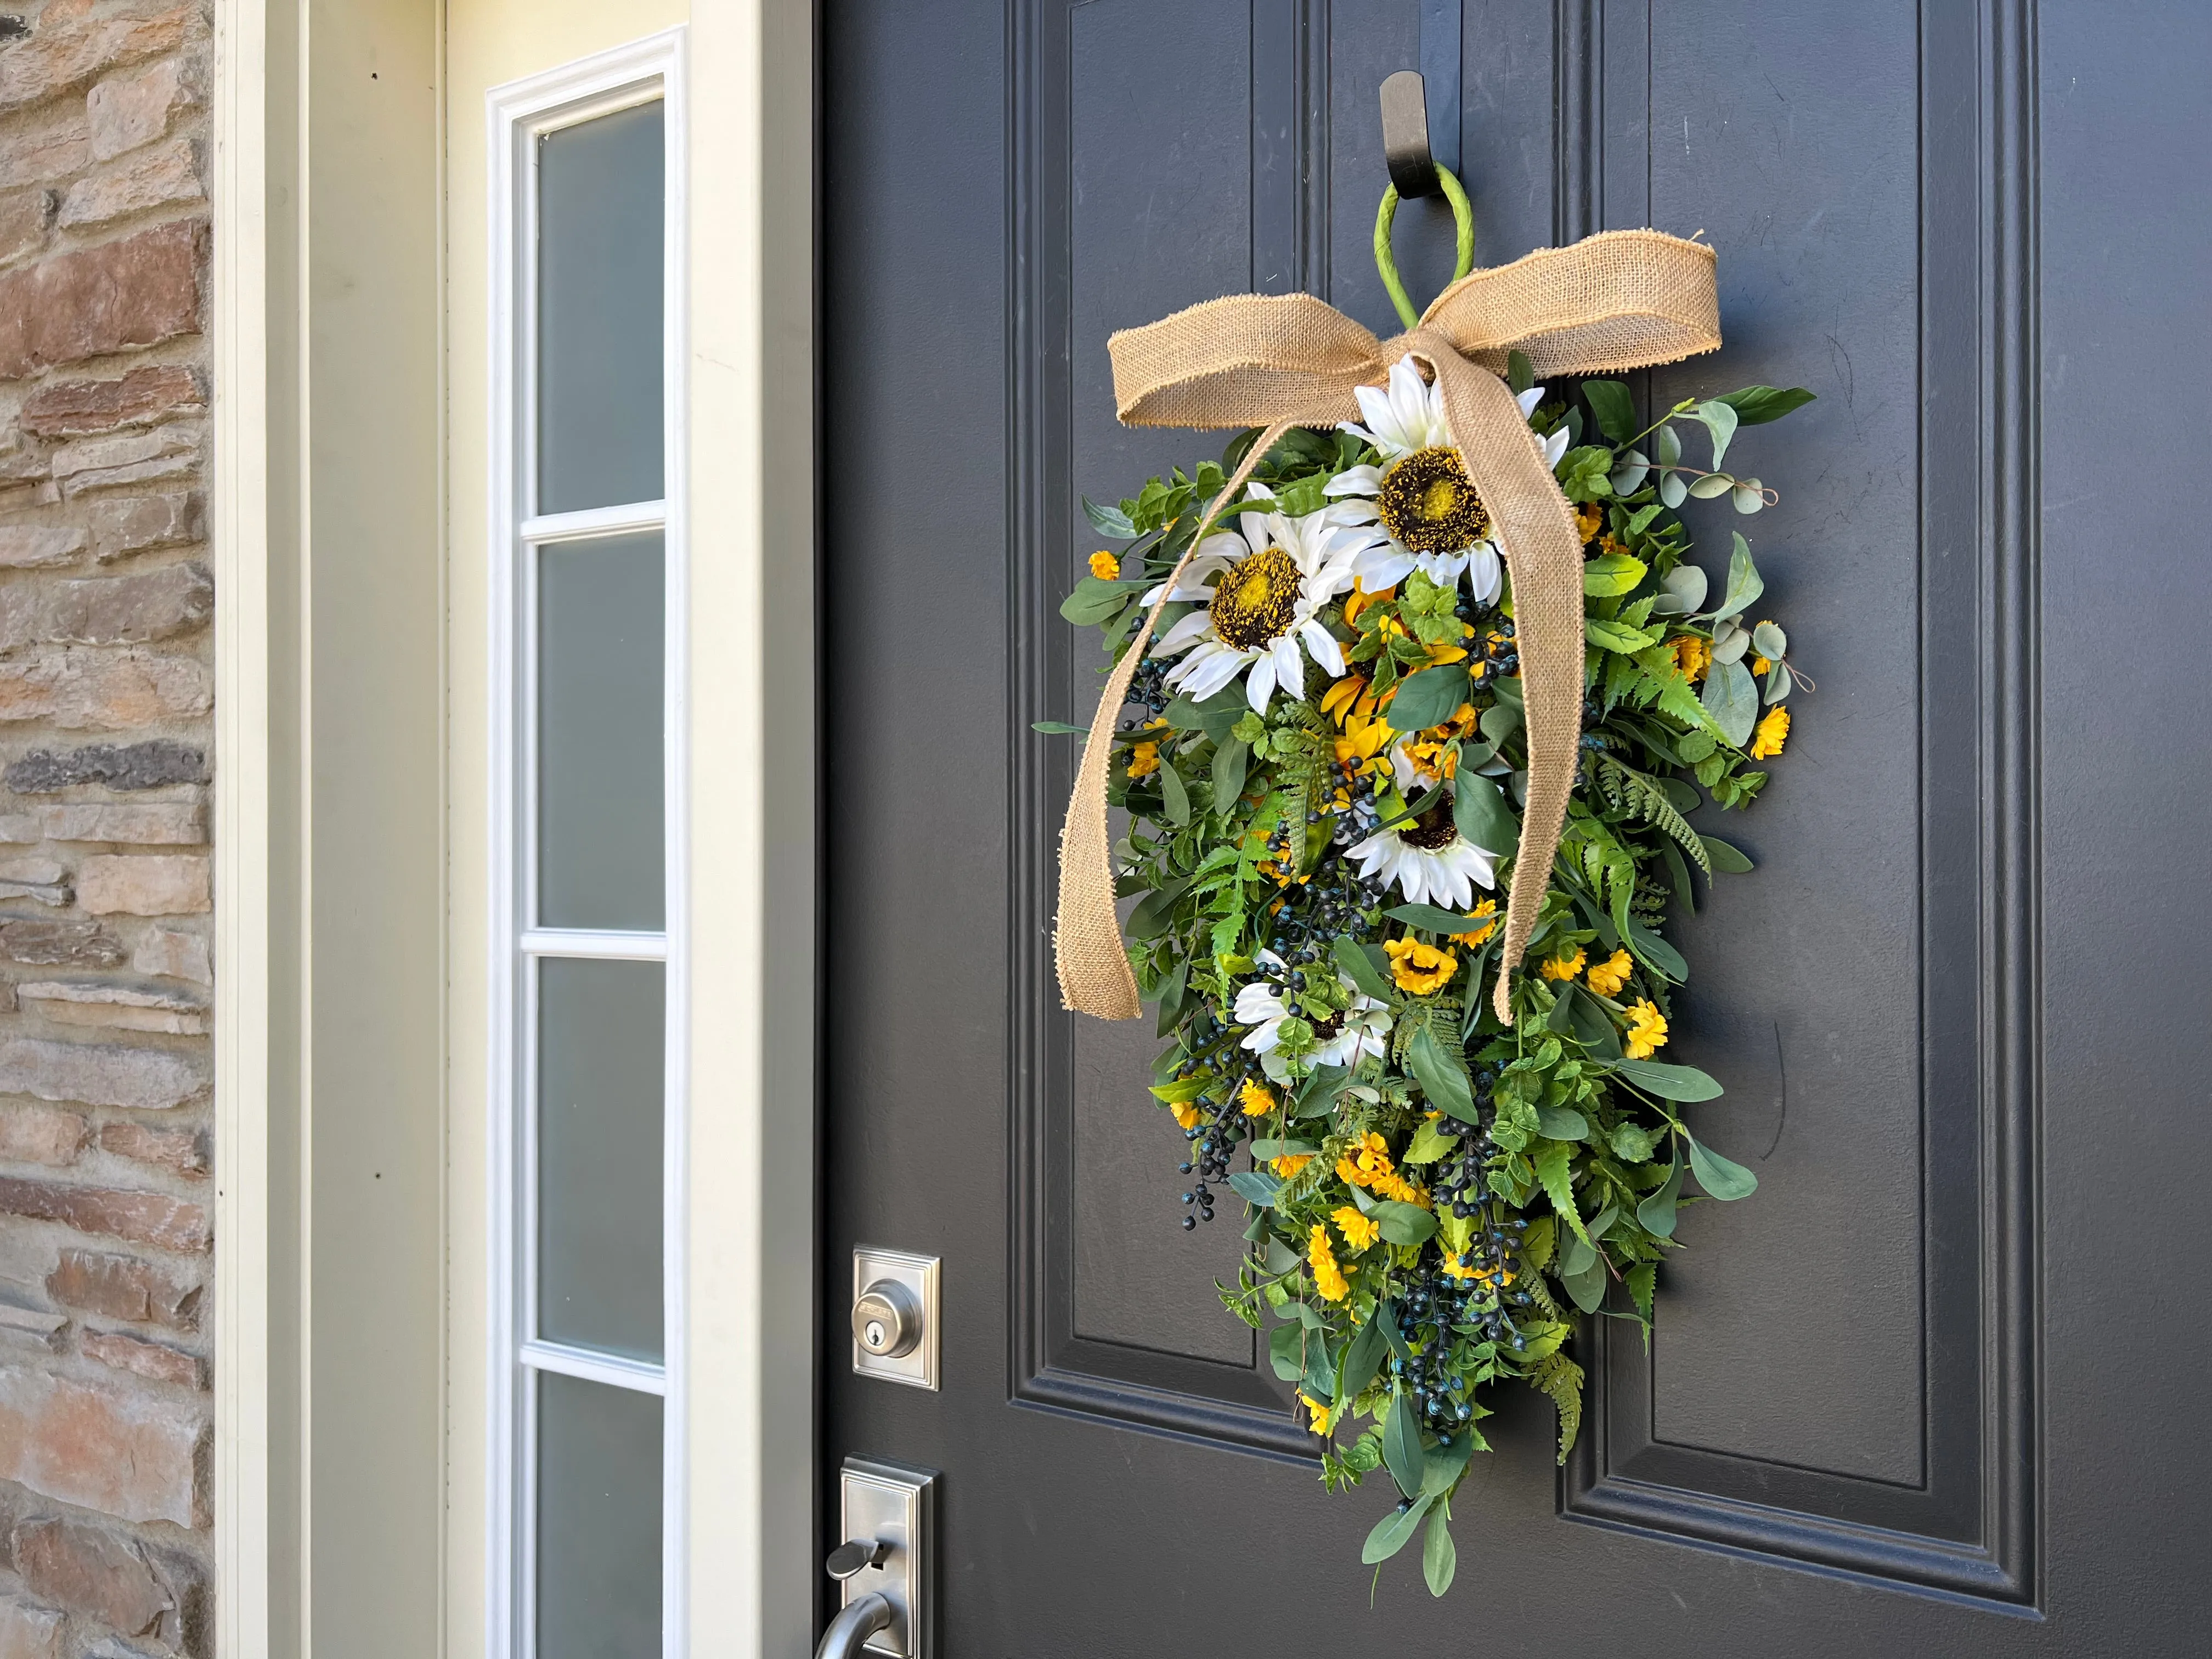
(835, 1458, 936, 1658)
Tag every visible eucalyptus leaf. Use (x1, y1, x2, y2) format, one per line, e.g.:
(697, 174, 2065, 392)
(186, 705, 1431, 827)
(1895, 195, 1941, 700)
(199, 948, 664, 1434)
(1246, 1138, 1316, 1160)
(1688, 1133, 1759, 1199)
(1388, 665, 1472, 733)
(1701, 659, 1758, 747)
(1700, 834, 1754, 873)
(1659, 471, 1689, 509)
(1716, 384, 1816, 425)
(1655, 422, 1682, 466)
(1688, 472, 1737, 500)
(1764, 660, 1795, 704)
(1423, 1507, 1458, 1598)
(1694, 398, 1740, 469)
(1334, 935, 1394, 1003)
(1564, 1251, 1611, 1312)
(1478, 701, 1521, 746)
(1268, 1321, 1306, 1381)
(1372, 1199, 1440, 1246)
(1158, 760, 1190, 825)
(1059, 574, 1139, 624)
(1558, 1232, 1596, 1277)
(1227, 1169, 1283, 1207)
(1407, 1028, 1478, 1123)
(1717, 532, 1765, 619)
(1081, 495, 1139, 538)
(1661, 563, 1708, 612)
(1637, 1156, 1685, 1238)
(1451, 771, 1518, 855)
(1362, 1494, 1433, 1564)
(1610, 449, 1651, 495)
(1752, 620, 1787, 661)
(1610, 1058, 1725, 1101)
(1536, 1104, 1590, 1141)
(1711, 621, 1751, 664)
(1732, 480, 1765, 514)
(1383, 1388, 1425, 1497)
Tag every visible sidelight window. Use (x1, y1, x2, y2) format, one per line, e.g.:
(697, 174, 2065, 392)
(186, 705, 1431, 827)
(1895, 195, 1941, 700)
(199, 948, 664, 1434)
(488, 32, 686, 1659)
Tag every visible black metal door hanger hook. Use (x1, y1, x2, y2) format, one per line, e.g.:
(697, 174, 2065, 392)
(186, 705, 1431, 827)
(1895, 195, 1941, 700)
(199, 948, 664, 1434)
(1380, 70, 1440, 199)
(1382, 1, 1464, 199)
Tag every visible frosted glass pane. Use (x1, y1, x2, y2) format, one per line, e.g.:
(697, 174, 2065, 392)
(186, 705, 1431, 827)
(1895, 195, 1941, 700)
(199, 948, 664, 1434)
(537, 100, 664, 513)
(536, 1373, 661, 1658)
(537, 532, 663, 931)
(538, 958, 663, 1360)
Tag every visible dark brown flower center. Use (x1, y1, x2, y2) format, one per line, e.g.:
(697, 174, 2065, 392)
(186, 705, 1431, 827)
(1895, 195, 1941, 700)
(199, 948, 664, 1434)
(1209, 546, 1303, 650)
(1401, 802, 1459, 850)
(1377, 447, 1489, 554)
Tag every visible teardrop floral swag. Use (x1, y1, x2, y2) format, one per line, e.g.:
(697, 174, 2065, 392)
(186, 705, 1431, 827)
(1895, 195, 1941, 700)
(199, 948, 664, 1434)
(1047, 352, 1813, 1593)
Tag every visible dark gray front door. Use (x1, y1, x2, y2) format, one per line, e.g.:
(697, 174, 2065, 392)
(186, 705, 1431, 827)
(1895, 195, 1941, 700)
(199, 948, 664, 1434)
(822, 3, 2209, 1651)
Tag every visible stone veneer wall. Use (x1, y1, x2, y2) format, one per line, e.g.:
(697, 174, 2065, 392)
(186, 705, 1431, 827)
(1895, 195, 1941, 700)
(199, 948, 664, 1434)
(0, 3, 216, 1656)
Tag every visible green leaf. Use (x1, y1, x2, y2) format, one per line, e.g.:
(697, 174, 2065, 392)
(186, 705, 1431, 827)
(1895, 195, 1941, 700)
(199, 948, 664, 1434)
(1694, 398, 1740, 469)
(1675, 728, 1716, 763)
(1058, 575, 1138, 626)
(1271, 471, 1329, 517)
(1423, 1506, 1458, 1598)
(1536, 1104, 1589, 1141)
(1623, 917, 1688, 984)
(1701, 658, 1757, 747)
(1610, 1058, 1725, 1101)
(1626, 1260, 1657, 1325)
(1583, 380, 1638, 444)
(1530, 1351, 1585, 1464)
(1700, 834, 1754, 873)
(1082, 495, 1139, 538)
(1403, 1118, 1462, 1164)
(1715, 532, 1765, 620)
(1163, 684, 1248, 741)
(1338, 1314, 1390, 1408)
(1211, 737, 1248, 807)
(1658, 470, 1688, 509)
(1383, 1388, 1425, 1497)
(1408, 1028, 1477, 1123)
(1372, 1199, 1440, 1246)
(1563, 1251, 1610, 1313)
(1451, 771, 1517, 856)
(1582, 551, 1649, 597)
(1532, 1142, 1589, 1245)
(1423, 1430, 1474, 1497)
(1557, 445, 1615, 501)
(1558, 1231, 1596, 1277)
(1388, 665, 1472, 733)
(1587, 617, 1661, 654)
(1687, 1133, 1759, 1199)
(1386, 903, 1497, 937)
(1268, 1321, 1305, 1381)
(1637, 1157, 1684, 1238)
(1609, 1121, 1660, 1163)
(1227, 1170, 1283, 1207)
(1478, 701, 1520, 746)
(1030, 720, 1091, 735)
(1156, 760, 1190, 825)
(1506, 349, 1534, 394)
(1362, 1494, 1433, 1564)
(1716, 385, 1816, 426)
(1154, 958, 1188, 1036)
(1334, 934, 1393, 1003)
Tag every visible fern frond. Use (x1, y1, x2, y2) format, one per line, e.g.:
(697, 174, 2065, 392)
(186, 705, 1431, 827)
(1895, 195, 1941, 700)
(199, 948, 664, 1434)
(1528, 1350, 1587, 1464)
(1596, 755, 1712, 876)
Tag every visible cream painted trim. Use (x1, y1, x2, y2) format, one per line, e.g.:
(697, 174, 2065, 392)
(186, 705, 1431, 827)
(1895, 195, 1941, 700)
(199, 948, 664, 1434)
(686, 2, 818, 1654)
(212, 0, 279, 1652)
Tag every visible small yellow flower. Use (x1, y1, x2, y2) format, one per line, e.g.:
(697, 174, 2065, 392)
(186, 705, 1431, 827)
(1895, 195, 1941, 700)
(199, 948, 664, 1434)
(1088, 550, 1120, 580)
(1624, 998, 1670, 1059)
(1336, 1131, 1428, 1207)
(1170, 1101, 1203, 1130)
(1308, 1224, 1348, 1303)
(1299, 1391, 1333, 1432)
(1450, 898, 1498, 949)
(1125, 714, 1169, 779)
(1750, 706, 1791, 759)
(1321, 673, 1368, 722)
(1384, 935, 1459, 995)
(1585, 948, 1632, 998)
(1239, 1080, 1278, 1118)
(1269, 1152, 1314, 1179)
(1670, 633, 1713, 683)
(1540, 946, 1587, 982)
(1333, 1205, 1380, 1251)
(1750, 654, 1771, 675)
(1573, 502, 1604, 544)
(1442, 1251, 1517, 1287)
(1342, 581, 1396, 630)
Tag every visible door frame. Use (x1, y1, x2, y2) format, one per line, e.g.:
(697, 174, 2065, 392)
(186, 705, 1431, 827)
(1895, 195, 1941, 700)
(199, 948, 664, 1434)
(210, 1, 821, 1651)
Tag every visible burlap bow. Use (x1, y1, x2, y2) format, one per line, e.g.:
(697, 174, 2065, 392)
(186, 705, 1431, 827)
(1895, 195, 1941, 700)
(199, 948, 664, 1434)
(1056, 228, 1722, 1024)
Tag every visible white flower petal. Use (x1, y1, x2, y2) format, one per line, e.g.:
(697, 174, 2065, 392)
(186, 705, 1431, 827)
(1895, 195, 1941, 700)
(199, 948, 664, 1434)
(1353, 543, 1416, 590)
(1324, 465, 1384, 498)
(1465, 541, 1503, 604)
(1301, 622, 1345, 679)
(1516, 386, 1545, 419)
(1543, 426, 1571, 470)
(1154, 611, 1211, 653)
(1244, 651, 1278, 713)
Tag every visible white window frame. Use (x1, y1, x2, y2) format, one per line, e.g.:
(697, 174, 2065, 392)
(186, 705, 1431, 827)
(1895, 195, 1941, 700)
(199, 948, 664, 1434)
(486, 29, 690, 1659)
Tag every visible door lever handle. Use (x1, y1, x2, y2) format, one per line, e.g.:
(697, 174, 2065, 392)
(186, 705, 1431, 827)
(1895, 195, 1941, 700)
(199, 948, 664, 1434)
(825, 1537, 891, 1581)
(814, 1592, 893, 1659)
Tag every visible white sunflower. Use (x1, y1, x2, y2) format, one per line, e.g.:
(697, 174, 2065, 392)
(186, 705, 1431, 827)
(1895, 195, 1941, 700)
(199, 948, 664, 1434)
(1324, 354, 1567, 605)
(1348, 797, 1498, 912)
(1148, 490, 1364, 714)
(1232, 951, 1393, 1082)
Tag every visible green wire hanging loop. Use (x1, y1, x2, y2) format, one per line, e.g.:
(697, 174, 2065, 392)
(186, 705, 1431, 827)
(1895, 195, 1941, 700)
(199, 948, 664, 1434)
(1373, 165, 1475, 331)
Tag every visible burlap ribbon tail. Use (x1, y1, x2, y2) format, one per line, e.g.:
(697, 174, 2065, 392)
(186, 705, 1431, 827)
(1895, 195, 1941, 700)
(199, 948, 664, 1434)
(1054, 228, 1722, 1025)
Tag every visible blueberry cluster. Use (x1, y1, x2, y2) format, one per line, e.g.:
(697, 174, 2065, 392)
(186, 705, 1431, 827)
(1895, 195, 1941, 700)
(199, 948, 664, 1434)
(1466, 616, 1519, 689)
(1120, 657, 1172, 725)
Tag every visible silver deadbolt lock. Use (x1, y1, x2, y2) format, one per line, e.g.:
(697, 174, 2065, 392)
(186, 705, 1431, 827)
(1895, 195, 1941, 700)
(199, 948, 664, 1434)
(853, 1279, 921, 1358)
(851, 1246, 939, 1389)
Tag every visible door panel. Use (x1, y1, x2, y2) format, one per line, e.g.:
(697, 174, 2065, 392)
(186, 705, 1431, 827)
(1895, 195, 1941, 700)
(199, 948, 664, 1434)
(823, 0, 2207, 1649)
